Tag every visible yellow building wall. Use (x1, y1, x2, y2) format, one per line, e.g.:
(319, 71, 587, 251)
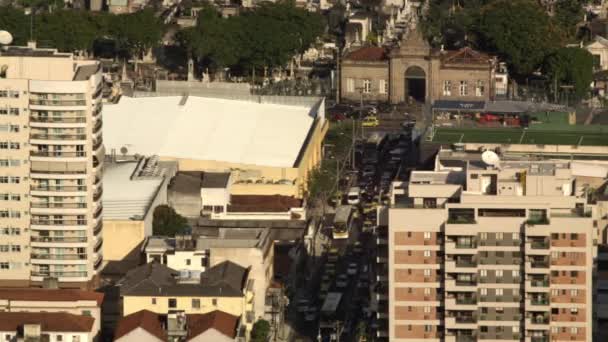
(122, 295, 244, 317)
(296, 117, 329, 195)
(102, 220, 145, 261)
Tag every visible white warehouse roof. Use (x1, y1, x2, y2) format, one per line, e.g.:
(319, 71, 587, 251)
(103, 96, 319, 168)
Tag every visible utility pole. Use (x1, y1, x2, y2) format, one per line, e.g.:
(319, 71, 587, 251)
(335, 46, 341, 104)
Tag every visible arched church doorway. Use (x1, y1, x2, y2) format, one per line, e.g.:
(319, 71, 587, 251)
(405, 66, 426, 102)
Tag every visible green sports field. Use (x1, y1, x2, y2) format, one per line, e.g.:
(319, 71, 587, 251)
(430, 127, 608, 146)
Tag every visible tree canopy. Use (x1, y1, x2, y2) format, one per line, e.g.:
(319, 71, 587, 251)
(152, 205, 189, 237)
(180, 1, 325, 73)
(0, 8, 164, 58)
(542, 47, 594, 101)
(479, 0, 562, 77)
(250, 319, 271, 342)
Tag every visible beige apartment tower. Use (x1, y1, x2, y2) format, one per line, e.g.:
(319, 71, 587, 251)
(386, 156, 595, 342)
(0, 44, 103, 288)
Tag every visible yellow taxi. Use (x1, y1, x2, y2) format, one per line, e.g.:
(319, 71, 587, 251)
(361, 115, 380, 127)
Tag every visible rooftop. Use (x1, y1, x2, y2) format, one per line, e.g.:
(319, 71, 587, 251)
(103, 96, 321, 168)
(0, 312, 94, 333)
(114, 310, 166, 341)
(201, 172, 231, 188)
(0, 288, 103, 305)
(344, 46, 388, 62)
(102, 160, 167, 220)
(0, 46, 70, 58)
(118, 261, 248, 297)
(187, 311, 239, 340)
(228, 195, 302, 212)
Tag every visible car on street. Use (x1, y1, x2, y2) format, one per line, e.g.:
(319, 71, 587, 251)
(347, 263, 358, 275)
(336, 274, 349, 288)
(361, 116, 379, 127)
(347, 186, 361, 205)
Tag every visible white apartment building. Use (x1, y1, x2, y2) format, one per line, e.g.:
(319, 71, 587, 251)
(0, 44, 104, 288)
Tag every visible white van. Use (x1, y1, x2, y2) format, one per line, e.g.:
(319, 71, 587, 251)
(347, 187, 361, 205)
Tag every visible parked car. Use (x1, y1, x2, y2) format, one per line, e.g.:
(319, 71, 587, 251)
(336, 274, 349, 288)
(347, 263, 358, 275)
(362, 116, 380, 127)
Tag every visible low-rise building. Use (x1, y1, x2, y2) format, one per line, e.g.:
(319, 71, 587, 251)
(114, 309, 241, 342)
(118, 261, 255, 333)
(144, 229, 273, 320)
(168, 171, 305, 220)
(102, 157, 176, 263)
(114, 309, 166, 342)
(0, 312, 95, 342)
(103, 95, 327, 198)
(0, 288, 103, 339)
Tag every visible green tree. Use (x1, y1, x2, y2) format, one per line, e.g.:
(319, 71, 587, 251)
(250, 319, 271, 342)
(542, 47, 594, 102)
(152, 205, 189, 237)
(0, 7, 29, 46)
(109, 9, 164, 59)
(35, 10, 99, 53)
(480, 0, 562, 77)
(554, 0, 585, 40)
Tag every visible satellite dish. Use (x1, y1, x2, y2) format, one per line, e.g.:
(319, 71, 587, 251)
(120, 146, 128, 155)
(0, 31, 13, 45)
(482, 150, 501, 167)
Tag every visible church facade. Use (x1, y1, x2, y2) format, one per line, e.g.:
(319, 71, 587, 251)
(340, 28, 497, 105)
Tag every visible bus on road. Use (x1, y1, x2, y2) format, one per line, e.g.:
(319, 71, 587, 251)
(332, 205, 354, 240)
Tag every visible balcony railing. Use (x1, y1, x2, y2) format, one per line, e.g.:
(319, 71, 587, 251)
(31, 236, 87, 243)
(455, 280, 477, 286)
(531, 240, 550, 249)
(530, 316, 550, 324)
(30, 185, 87, 192)
(30, 99, 87, 106)
(455, 316, 476, 323)
(30, 253, 87, 260)
(455, 260, 477, 267)
(530, 336, 549, 342)
(30, 116, 86, 123)
(31, 151, 86, 158)
(447, 216, 476, 224)
(31, 203, 87, 209)
(456, 242, 477, 249)
(30, 134, 87, 140)
(531, 279, 549, 287)
(94, 237, 103, 251)
(531, 261, 549, 268)
(31, 219, 87, 226)
(455, 297, 477, 305)
(93, 221, 102, 235)
(531, 298, 550, 305)
(31, 271, 87, 278)
(93, 188, 103, 201)
(526, 217, 550, 225)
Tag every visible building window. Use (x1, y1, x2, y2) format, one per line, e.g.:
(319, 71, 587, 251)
(168, 298, 177, 308)
(151, 298, 157, 305)
(571, 327, 578, 334)
(459, 81, 467, 96)
(192, 299, 200, 309)
(443, 80, 452, 96)
(346, 78, 354, 93)
(186, 259, 191, 266)
(593, 54, 601, 69)
(424, 288, 431, 295)
(212, 298, 218, 306)
(475, 81, 485, 96)
(423, 269, 431, 277)
(423, 250, 431, 257)
(480, 288, 487, 296)
(72, 336, 80, 342)
(57, 335, 63, 342)
(0, 263, 8, 270)
(480, 269, 487, 277)
(363, 79, 371, 93)
(81, 310, 91, 317)
(424, 325, 432, 332)
(495, 288, 503, 296)
(10, 245, 20, 253)
(379, 79, 387, 94)
(423, 232, 431, 240)
(496, 270, 503, 277)
(4, 334, 9, 341)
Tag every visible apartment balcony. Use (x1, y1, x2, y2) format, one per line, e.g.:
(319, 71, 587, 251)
(525, 298, 550, 311)
(31, 271, 88, 279)
(529, 336, 550, 342)
(93, 204, 103, 219)
(94, 237, 103, 252)
(29, 116, 87, 128)
(30, 253, 88, 264)
(30, 236, 87, 248)
(446, 260, 477, 273)
(93, 119, 102, 134)
(377, 236, 387, 245)
(445, 316, 477, 329)
(93, 187, 103, 202)
(525, 316, 550, 331)
(30, 133, 87, 145)
(31, 202, 87, 215)
(31, 219, 87, 230)
(525, 259, 550, 274)
(445, 279, 477, 292)
(30, 185, 87, 196)
(93, 220, 102, 236)
(445, 296, 477, 309)
(30, 151, 87, 162)
(94, 254, 103, 270)
(445, 241, 477, 255)
(29, 99, 87, 107)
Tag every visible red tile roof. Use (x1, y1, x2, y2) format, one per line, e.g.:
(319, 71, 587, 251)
(114, 310, 167, 341)
(228, 195, 302, 213)
(187, 311, 239, 340)
(344, 46, 388, 61)
(0, 312, 94, 332)
(0, 288, 104, 306)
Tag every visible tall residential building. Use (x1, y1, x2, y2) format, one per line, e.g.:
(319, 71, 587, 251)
(386, 153, 597, 342)
(0, 44, 104, 288)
